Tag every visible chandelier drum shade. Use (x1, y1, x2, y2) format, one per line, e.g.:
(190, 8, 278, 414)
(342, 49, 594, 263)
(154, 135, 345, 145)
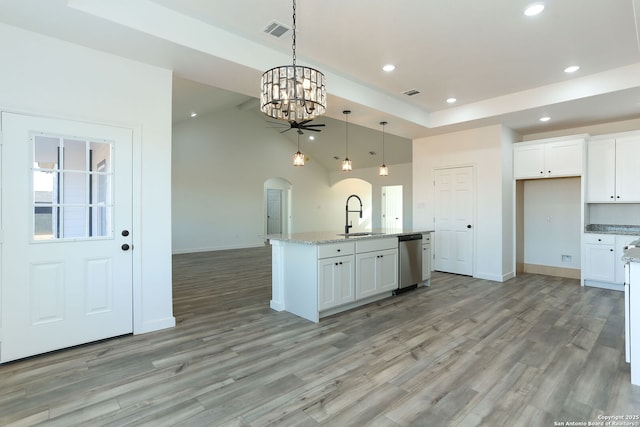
(260, 0, 327, 121)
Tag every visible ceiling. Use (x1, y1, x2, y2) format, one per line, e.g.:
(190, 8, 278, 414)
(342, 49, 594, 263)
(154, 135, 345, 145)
(1, 0, 640, 169)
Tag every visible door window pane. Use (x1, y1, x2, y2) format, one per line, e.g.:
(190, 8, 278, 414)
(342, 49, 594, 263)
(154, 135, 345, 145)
(32, 135, 113, 241)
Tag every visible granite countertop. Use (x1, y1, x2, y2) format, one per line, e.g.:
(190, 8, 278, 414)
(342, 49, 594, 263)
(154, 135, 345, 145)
(266, 229, 434, 245)
(623, 247, 640, 263)
(585, 224, 640, 235)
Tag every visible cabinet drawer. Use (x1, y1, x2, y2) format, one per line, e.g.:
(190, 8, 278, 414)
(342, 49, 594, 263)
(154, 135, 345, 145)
(422, 233, 431, 243)
(584, 234, 615, 245)
(318, 242, 355, 259)
(356, 237, 397, 253)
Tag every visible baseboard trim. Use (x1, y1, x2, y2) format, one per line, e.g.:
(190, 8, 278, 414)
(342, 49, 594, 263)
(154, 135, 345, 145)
(523, 263, 580, 280)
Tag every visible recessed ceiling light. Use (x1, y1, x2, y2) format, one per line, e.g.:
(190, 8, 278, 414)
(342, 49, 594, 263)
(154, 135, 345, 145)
(446, 97, 457, 104)
(524, 3, 545, 16)
(382, 64, 396, 72)
(564, 65, 580, 73)
(190, 112, 198, 118)
(308, 135, 315, 141)
(539, 116, 551, 122)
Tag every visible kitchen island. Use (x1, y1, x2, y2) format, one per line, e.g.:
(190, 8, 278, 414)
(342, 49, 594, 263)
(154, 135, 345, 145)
(623, 239, 640, 386)
(268, 230, 433, 322)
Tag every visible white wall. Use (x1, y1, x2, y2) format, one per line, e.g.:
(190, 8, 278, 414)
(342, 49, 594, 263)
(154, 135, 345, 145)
(413, 125, 514, 281)
(523, 178, 582, 269)
(331, 163, 413, 230)
(0, 23, 175, 334)
(171, 107, 403, 253)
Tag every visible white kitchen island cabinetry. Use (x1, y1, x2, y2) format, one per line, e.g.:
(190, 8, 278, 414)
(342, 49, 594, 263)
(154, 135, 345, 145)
(422, 233, 432, 282)
(587, 134, 640, 203)
(269, 230, 432, 322)
(513, 136, 585, 179)
(355, 238, 398, 299)
(623, 246, 640, 386)
(318, 243, 355, 311)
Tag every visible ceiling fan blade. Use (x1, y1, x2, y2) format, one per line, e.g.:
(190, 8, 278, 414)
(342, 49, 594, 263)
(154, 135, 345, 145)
(304, 127, 322, 132)
(296, 119, 312, 126)
(280, 128, 292, 133)
(302, 124, 325, 128)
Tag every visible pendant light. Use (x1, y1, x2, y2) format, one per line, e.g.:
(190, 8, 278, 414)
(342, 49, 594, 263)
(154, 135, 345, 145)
(260, 0, 327, 121)
(293, 134, 305, 166)
(342, 110, 352, 171)
(379, 121, 389, 176)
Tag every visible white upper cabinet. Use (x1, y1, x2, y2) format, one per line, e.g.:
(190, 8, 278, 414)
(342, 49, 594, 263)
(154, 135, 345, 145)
(514, 137, 584, 179)
(587, 134, 640, 203)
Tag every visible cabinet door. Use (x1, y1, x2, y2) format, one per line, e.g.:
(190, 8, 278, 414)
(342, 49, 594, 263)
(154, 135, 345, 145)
(355, 252, 378, 299)
(545, 139, 583, 177)
(615, 135, 640, 202)
(587, 138, 616, 202)
(377, 248, 399, 292)
(318, 256, 354, 311)
(422, 244, 431, 281)
(514, 144, 545, 179)
(583, 243, 615, 282)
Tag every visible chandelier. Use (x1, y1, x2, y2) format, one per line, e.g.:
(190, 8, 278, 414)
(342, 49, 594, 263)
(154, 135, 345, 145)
(260, 0, 327, 121)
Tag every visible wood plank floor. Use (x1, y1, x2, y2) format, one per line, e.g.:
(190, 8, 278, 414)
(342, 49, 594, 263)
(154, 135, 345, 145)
(1, 246, 639, 426)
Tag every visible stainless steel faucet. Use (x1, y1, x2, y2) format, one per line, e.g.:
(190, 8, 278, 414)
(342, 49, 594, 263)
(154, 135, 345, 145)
(345, 194, 363, 234)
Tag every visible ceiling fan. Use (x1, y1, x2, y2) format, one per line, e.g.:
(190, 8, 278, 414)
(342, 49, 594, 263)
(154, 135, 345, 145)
(267, 119, 325, 135)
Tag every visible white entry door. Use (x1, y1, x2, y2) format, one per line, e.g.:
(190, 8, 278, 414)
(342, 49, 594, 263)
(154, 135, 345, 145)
(434, 166, 474, 276)
(381, 185, 403, 230)
(1, 112, 133, 363)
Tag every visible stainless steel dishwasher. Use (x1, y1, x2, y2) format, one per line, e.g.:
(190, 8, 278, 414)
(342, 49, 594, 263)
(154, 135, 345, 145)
(396, 234, 422, 293)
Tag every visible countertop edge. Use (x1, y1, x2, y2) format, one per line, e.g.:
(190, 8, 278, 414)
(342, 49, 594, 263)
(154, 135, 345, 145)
(266, 230, 434, 245)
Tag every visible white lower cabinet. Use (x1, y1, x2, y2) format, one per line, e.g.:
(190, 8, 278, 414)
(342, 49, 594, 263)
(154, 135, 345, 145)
(422, 233, 432, 282)
(583, 233, 638, 288)
(317, 238, 399, 312)
(355, 248, 398, 299)
(318, 255, 355, 311)
(583, 234, 615, 283)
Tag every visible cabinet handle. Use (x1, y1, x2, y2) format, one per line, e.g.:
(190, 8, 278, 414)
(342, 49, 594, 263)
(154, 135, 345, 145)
(337, 249, 341, 252)
(540, 171, 543, 174)
(598, 238, 602, 242)
(617, 196, 620, 199)
(548, 170, 551, 174)
(611, 196, 614, 199)
(610, 249, 614, 252)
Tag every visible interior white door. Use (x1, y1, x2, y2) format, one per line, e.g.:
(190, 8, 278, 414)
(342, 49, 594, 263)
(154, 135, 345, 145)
(1, 112, 133, 363)
(381, 185, 403, 229)
(434, 166, 474, 276)
(266, 188, 282, 234)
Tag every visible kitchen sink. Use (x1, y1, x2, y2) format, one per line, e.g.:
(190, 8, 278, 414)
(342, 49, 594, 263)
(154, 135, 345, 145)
(336, 232, 385, 237)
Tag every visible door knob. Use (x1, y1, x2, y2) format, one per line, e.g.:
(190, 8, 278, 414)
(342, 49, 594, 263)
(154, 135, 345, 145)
(121, 244, 130, 251)
(121, 230, 130, 237)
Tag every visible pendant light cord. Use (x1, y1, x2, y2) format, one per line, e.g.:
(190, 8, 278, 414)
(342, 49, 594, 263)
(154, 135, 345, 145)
(291, 0, 297, 67)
